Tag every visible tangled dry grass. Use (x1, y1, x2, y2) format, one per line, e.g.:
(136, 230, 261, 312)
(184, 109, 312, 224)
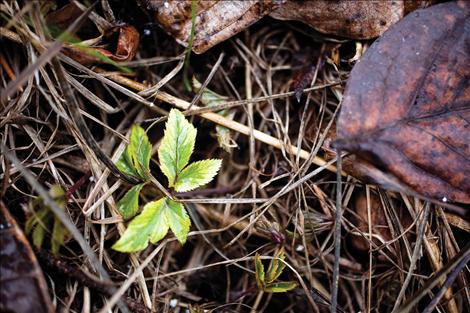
(1, 1, 469, 313)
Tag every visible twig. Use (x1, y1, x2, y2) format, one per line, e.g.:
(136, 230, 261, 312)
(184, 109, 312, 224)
(331, 148, 343, 313)
(422, 251, 470, 313)
(50, 58, 141, 185)
(100, 72, 338, 173)
(396, 242, 470, 313)
(392, 202, 432, 312)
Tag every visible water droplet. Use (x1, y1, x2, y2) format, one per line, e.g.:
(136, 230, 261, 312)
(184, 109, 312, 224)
(442, 197, 448, 203)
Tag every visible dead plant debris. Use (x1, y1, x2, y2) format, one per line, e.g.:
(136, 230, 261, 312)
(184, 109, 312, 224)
(0, 1, 469, 313)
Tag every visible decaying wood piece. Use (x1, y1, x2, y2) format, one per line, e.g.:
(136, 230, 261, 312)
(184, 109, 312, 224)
(0, 202, 55, 313)
(140, 0, 428, 53)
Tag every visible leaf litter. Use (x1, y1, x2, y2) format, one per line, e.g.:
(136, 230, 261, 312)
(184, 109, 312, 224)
(0, 1, 469, 313)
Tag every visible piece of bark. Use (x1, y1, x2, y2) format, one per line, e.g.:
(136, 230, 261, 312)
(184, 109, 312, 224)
(0, 202, 55, 313)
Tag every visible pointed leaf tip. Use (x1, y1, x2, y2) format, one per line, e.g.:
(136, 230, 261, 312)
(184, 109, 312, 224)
(117, 183, 145, 220)
(165, 199, 190, 245)
(174, 159, 222, 192)
(158, 109, 197, 187)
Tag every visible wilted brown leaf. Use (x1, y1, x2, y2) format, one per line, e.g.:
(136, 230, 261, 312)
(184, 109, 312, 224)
(141, 0, 428, 53)
(0, 202, 55, 313)
(334, 1, 470, 204)
(62, 24, 140, 65)
(46, 3, 139, 65)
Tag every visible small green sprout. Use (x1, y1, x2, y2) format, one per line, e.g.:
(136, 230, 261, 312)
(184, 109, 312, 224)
(113, 109, 222, 253)
(25, 184, 69, 255)
(254, 248, 297, 293)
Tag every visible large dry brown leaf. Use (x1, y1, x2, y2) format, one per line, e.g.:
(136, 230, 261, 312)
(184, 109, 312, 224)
(0, 202, 55, 313)
(270, 0, 427, 40)
(140, 0, 428, 54)
(334, 1, 470, 204)
(143, 0, 277, 54)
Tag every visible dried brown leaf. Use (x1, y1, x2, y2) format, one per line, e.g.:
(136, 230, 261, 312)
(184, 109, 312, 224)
(62, 24, 140, 65)
(334, 1, 470, 204)
(142, 0, 429, 53)
(271, 0, 429, 39)
(0, 202, 55, 313)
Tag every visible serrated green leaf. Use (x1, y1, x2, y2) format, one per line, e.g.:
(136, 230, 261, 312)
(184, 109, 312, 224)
(158, 109, 197, 187)
(264, 281, 297, 293)
(174, 159, 222, 192)
(117, 183, 145, 220)
(112, 198, 191, 253)
(164, 199, 190, 244)
(51, 218, 68, 255)
(255, 253, 265, 289)
(112, 198, 169, 253)
(266, 249, 286, 283)
(129, 125, 152, 179)
(116, 146, 139, 178)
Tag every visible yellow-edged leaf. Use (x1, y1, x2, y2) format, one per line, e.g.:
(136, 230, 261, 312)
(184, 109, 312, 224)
(266, 249, 286, 283)
(255, 253, 265, 289)
(116, 146, 139, 178)
(158, 109, 197, 187)
(174, 159, 221, 192)
(165, 199, 190, 244)
(112, 198, 169, 253)
(264, 281, 297, 293)
(117, 183, 145, 220)
(129, 125, 152, 179)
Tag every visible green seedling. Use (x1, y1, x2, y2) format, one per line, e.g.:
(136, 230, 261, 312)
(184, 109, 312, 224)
(113, 109, 222, 253)
(25, 184, 69, 255)
(254, 248, 297, 293)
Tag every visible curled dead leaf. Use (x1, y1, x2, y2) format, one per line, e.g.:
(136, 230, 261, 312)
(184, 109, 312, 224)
(334, 1, 470, 204)
(46, 3, 139, 65)
(140, 0, 429, 53)
(62, 24, 140, 65)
